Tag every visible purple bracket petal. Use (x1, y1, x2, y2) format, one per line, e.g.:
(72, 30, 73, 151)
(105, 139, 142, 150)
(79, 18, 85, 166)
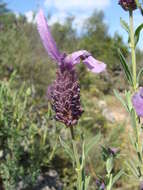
(65, 50, 106, 73)
(65, 50, 91, 65)
(83, 56, 106, 73)
(36, 9, 61, 63)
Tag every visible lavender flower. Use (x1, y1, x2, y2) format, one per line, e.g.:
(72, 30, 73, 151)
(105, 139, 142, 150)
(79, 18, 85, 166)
(96, 180, 105, 190)
(119, 0, 137, 11)
(140, 181, 143, 190)
(108, 147, 119, 156)
(100, 182, 105, 190)
(36, 10, 106, 127)
(132, 87, 143, 117)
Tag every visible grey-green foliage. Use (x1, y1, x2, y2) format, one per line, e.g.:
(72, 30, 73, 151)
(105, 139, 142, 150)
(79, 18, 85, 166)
(0, 13, 56, 97)
(0, 7, 142, 190)
(80, 10, 129, 71)
(75, 10, 129, 91)
(0, 10, 139, 94)
(51, 16, 77, 53)
(0, 75, 57, 190)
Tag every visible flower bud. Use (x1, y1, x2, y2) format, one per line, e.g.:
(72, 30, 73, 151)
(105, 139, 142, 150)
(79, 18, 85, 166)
(119, 0, 137, 11)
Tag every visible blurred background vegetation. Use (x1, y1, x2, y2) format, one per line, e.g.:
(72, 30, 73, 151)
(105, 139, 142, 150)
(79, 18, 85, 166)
(0, 0, 143, 189)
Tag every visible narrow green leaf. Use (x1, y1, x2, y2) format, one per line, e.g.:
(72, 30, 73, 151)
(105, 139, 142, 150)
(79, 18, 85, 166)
(59, 137, 74, 161)
(84, 176, 90, 190)
(130, 109, 137, 139)
(126, 159, 139, 178)
(137, 67, 143, 85)
(114, 90, 129, 112)
(112, 169, 124, 186)
(120, 18, 131, 43)
(118, 49, 133, 85)
(120, 18, 130, 34)
(85, 133, 101, 157)
(129, 133, 136, 150)
(72, 140, 80, 168)
(81, 181, 84, 190)
(81, 141, 85, 167)
(9, 70, 17, 83)
(134, 24, 143, 46)
(106, 157, 113, 174)
(125, 90, 132, 112)
(126, 162, 138, 178)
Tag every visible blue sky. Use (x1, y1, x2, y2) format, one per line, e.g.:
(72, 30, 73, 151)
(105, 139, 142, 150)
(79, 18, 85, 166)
(4, 0, 143, 48)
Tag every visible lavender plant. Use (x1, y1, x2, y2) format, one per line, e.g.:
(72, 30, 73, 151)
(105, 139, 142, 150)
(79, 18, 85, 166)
(114, 0, 143, 188)
(36, 10, 106, 190)
(0, 73, 58, 190)
(95, 147, 123, 190)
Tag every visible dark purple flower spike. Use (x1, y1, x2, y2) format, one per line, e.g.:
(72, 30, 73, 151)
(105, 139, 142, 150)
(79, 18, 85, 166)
(119, 0, 137, 11)
(132, 87, 143, 118)
(47, 67, 83, 127)
(36, 10, 106, 127)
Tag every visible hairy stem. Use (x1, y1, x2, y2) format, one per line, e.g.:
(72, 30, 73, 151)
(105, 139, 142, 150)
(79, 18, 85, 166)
(129, 10, 137, 90)
(70, 127, 83, 190)
(129, 10, 142, 178)
(70, 126, 75, 140)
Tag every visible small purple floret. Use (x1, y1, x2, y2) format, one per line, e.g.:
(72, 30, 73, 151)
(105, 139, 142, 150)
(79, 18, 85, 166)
(96, 180, 105, 190)
(100, 182, 105, 190)
(132, 87, 143, 118)
(96, 179, 100, 186)
(119, 0, 137, 11)
(108, 147, 119, 156)
(140, 181, 143, 190)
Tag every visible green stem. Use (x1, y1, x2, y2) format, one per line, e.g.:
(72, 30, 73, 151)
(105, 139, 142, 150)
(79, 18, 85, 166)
(129, 10, 137, 90)
(129, 10, 143, 176)
(70, 126, 75, 140)
(70, 127, 83, 190)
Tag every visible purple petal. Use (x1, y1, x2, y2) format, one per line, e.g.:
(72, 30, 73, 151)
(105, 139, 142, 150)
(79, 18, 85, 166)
(108, 147, 119, 156)
(132, 87, 143, 117)
(140, 181, 143, 190)
(36, 10, 61, 62)
(96, 179, 100, 186)
(64, 50, 106, 73)
(101, 182, 105, 190)
(65, 50, 91, 65)
(83, 56, 106, 73)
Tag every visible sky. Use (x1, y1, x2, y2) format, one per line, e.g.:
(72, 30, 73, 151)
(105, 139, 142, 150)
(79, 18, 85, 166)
(4, 0, 143, 49)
